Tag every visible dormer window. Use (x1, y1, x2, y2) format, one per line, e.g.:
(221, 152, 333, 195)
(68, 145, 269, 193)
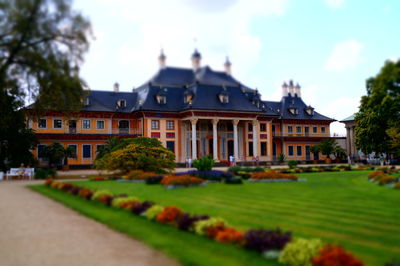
(185, 94, 193, 105)
(305, 107, 314, 116)
(288, 108, 298, 115)
(156, 95, 166, 104)
(156, 87, 168, 104)
(219, 94, 229, 104)
(117, 99, 126, 108)
(83, 97, 90, 106)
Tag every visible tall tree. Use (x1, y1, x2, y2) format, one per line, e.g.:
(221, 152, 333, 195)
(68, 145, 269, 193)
(355, 60, 400, 155)
(0, 0, 91, 169)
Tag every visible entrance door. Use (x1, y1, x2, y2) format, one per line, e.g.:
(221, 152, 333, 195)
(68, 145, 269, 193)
(69, 120, 77, 133)
(119, 120, 129, 135)
(313, 151, 319, 161)
(208, 139, 213, 156)
(227, 140, 234, 157)
(305, 145, 311, 160)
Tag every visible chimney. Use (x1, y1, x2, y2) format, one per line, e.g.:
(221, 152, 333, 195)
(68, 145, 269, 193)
(113, 82, 119, 92)
(191, 49, 201, 72)
(288, 80, 295, 96)
(295, 82, 301, 97)
(282, 82, 288, 97)
(224, 56, 232, 75)
(158, 49, 166, 69)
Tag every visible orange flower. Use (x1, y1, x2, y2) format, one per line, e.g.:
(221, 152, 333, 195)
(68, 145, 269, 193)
(156, 206, 183, 225)
(215, 227, 244, 244)
(161, 175, 205, 186)
(312, 245, 364, 266)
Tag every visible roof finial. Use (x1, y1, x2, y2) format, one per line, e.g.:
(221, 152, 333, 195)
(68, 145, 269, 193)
(158, 49, 166, 69)
(191, 43, 201, 72)
(224, 56, 232, 75)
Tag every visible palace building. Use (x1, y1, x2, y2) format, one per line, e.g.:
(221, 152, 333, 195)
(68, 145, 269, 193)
(28, 49, 335, 166)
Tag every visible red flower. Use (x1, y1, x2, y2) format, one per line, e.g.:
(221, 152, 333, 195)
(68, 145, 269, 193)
(312, 245, 364, 266)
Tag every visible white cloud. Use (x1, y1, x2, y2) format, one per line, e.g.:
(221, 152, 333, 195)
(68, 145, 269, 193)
(325, 0, 344, 9)
(75, 0, 288, 90)
(319, 96, 360, 135)
(324, 40, 363, 72)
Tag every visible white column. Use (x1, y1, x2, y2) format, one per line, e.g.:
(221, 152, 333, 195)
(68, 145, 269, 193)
(191, 118, 198, 159)
(212, 119, 219, 161)
(233, 119, 239, 160)
(252, 120, 258, 157)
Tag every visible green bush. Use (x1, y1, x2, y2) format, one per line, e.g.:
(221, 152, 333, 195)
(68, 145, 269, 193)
(278, 153, 286, 164)
(111, 196, 138, 208)
(228, 166, 242, 174)
(224, 176, 243, 184)
(193, 217, 227, 236)
(278, 238, 323, 266)
(288, 160, 298, 169)
(95, 143, 175, 174)
(91, 190, 112, 201)
(193, 155, 214, 171)
(34, 168, 56, 179)
(143, 205, 164, 220)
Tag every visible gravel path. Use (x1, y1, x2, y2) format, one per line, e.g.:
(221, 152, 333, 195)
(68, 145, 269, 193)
(0, 181, 179, 266)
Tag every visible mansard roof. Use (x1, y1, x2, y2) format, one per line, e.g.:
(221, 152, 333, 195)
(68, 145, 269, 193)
(263, 94, 335, 121)
(83, 90, 138, 113)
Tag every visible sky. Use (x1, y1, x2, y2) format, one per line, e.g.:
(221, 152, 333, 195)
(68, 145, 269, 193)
(73, 0, 400, 135)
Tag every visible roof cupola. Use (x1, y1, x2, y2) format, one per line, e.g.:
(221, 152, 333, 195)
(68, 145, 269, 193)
(158, 49, 166, 69)
(224, 56, 232, 75)
(191, 49, 201, 72)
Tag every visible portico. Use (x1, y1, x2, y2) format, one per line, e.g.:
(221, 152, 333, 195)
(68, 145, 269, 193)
(181, 116, 267, 162)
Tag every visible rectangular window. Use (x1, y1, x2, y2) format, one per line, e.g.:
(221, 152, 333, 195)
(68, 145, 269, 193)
(166, 141, 175, 153)
(96, 120, 105, 129)
(321, 127, 326, 133)
(68, 144, 77, 159)
(38, 144, 47, 159)
(82, 144, 91, 158)
(288, 145, 294, 156)
(260, 123, 267, 132)
(248, 141, 253, 156)
(38, 119, 47, 128)
(296, 126, 301, 133)
(82, 120, 91, 129)
(151, 120, 159, 129)
(248, 123, 252, 132)
(297, 146, 302, 156)
(261, 142, 267, 156)
(313, 126, 318, 133)
(166, 120, 174, 130)
(53, 119, 62, 128)
(288, 126, 293, 133)
(272, 125, 276, 133)
(305, 126, 309, 134)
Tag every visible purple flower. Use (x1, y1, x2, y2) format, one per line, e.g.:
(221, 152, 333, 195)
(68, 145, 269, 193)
(244, 228, 292, 252)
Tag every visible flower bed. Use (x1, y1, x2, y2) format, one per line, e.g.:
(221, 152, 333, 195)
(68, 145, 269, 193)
(44, 179, 364, 265)
(367, 171, 399, 189)
(249, 170, 299, 182)
(161, 175, 206, 189)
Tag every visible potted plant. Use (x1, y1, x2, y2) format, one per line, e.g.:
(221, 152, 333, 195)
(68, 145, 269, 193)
(43, 142, 76, 171)
(333, 145, 347, 163)
(318, 139, 337, 164)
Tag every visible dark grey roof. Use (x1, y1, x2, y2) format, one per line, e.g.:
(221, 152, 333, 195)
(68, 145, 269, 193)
(263, 95, 334, 121)
(83, 90, 138, 113)
(150, 66, 242, 87)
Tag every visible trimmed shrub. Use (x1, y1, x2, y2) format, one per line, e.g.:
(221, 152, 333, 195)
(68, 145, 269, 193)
(311, 244, 364, 266)
(184, 170, 233, 181)
(378, 176, 396, 185)
(193, 217, 227, 237)
(131, 201, 154, 215)
(78, 188, 93, 200)
(111, 196, 139, 209)
(35, 168, 57, 179)
(44, 179, 54, 186)
(244, 228, 292, 252)
(288, 160, 299, 169)
(215, 227, 244, 245)
(69, 186, 82, 195)
(224, 176, 243, 184)
(161, 175, 205, 186)
(279, 238, 323, 266)
(143, 205, 164, 220)
(250, 170, 298, 180)
(176, 213, 209, 231)
(193, 155, 214, 171)
(156, 206, 183, 225)
(228, 166, 242, 174)
(92, 190, 112, 201)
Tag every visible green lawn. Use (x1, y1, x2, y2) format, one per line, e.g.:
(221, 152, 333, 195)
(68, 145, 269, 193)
(32, 170, 400, 266)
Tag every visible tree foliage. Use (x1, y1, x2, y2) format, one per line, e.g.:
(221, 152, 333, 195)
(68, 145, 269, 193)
(0, 0, 91, 111)
(95, 137, 175, 174)
(42, 142, 75, 167)
(355, 60, 400, 155)
(313, 139, 346, 160)
(0, 90, 37, 170)
(193, 155, 214, 171)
